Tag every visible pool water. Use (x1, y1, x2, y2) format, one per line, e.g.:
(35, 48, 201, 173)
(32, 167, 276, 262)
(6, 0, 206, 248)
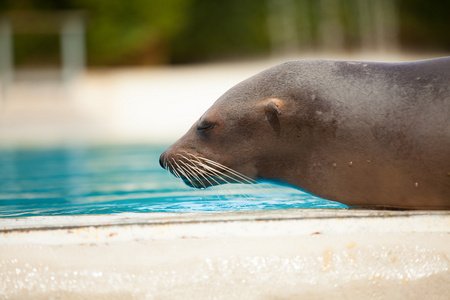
(0, 145, 347, 217)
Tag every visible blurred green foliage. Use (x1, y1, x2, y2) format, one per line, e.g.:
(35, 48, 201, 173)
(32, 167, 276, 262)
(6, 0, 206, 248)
(400, 0, 450, 50)
(1, 0, 449, 66)
(170, 0, 269, 63)
(73, 0, 192, 65)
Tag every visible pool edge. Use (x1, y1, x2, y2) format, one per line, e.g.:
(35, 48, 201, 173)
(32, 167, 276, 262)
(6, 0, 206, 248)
(1, 209, 449, 299)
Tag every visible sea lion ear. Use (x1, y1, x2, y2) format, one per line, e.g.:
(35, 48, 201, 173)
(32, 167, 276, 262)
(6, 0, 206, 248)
(265, 98, 282, 116)
(265, 98, 282, 135)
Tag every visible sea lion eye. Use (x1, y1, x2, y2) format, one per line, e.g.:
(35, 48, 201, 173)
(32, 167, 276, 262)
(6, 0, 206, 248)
(197, 120, 216, 132)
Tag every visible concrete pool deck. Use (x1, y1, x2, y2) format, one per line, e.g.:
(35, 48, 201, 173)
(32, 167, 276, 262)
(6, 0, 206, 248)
(1, 209, 449, 299)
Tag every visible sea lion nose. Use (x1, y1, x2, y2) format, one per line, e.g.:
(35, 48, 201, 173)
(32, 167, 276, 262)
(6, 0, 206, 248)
(159, 153, 166, 169)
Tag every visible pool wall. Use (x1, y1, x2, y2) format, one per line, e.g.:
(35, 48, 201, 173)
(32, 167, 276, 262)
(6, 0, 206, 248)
(1, 209, 449, 299)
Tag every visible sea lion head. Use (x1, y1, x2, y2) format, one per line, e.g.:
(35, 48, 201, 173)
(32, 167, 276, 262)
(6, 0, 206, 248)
(159, 63, 311, 189)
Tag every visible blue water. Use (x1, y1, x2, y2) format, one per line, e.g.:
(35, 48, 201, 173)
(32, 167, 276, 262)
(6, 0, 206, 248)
(0, 145, 347, 217)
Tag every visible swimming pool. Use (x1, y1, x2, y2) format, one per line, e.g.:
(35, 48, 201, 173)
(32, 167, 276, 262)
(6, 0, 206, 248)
(0, 145, 346, 217)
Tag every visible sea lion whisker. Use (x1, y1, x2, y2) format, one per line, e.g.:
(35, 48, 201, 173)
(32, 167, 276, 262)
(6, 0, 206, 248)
(183, 154, 250, 185)
(178, 158, 220, 185)
(183, 159, 234, 186)
(202, 165, 245, 185)
(179, 165, 203, 188)
(177, 159, 210, 189)
(181, 161, 246, 200)
(195, 156, 256, 184)
(188, 165, 247, 200)
(172, 154, 258, 200)
(177, 161, 202, 184)
(169, 158, 183, 178)
(168, 161, 183, 179)
(177, 154, 229, 182)
(181, 153, 253, 184)
(175, 155, 225, 188)
(172, 162, 192, 182)
(192, 158, 276, 196)
(195, 167, 225, 188)
(180, 154, 247, 189)
(194, 156, 248, 177)
(172, 158, 199, 187)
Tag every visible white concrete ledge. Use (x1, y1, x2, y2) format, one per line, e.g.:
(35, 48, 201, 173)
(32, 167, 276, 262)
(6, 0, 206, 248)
(1, 209, 449, 299)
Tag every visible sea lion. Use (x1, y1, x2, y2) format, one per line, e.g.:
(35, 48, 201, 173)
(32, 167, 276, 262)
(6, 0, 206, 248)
(160, 57, 450, 210)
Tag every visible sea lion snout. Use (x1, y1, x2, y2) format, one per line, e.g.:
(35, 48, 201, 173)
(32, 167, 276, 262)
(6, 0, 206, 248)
(159, 153, 166, 169)
(159, 148, 174, 169)
(159, 148, 179, 175)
